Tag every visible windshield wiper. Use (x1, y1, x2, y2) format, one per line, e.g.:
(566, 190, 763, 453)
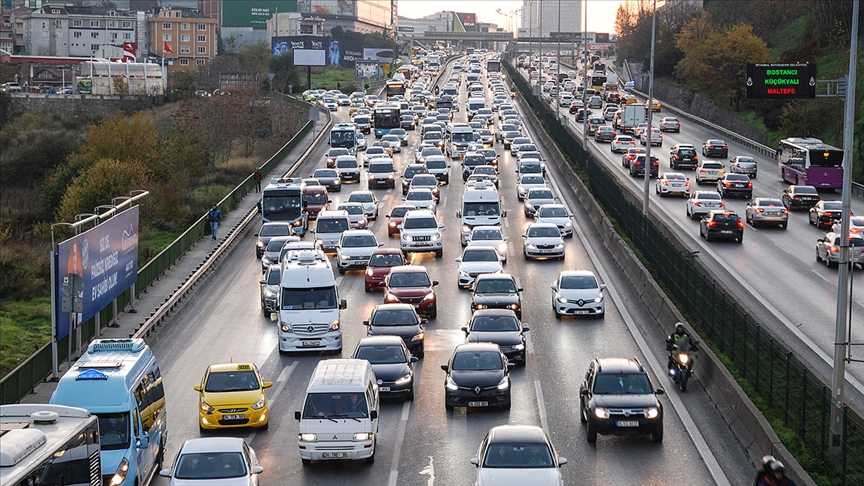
(330, 414, 362, 423)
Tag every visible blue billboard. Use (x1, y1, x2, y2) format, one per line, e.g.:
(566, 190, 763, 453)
(55, 207, 139, 340)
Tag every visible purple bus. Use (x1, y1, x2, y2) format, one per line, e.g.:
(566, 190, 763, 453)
(778, 137, 844, 190)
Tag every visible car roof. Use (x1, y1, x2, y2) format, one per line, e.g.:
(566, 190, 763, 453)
(487, 425, 547, 444)
(208, 362, 257, 373)
(357, 335, 406, 347)
(389, 265, 429, 275)
(454, 342, 501, 353)
(180, 437, 247, 454)
(594, 357, 645, 374)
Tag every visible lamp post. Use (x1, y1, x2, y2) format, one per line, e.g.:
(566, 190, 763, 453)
(556, 0, 561, 64)
(642, 0, 657, 215)
(582, 0, 588, 146)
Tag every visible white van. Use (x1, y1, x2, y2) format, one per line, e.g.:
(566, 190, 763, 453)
(50, 339, 167, 486)
(467, 98, 487, 120)
(312, 210, 351, 252)
(367, 158, 396, 189)
(458, 184, 506, 245)
(446, 123, 475, 160)
(278, 250, 346, 353)
(295, 359, 379, 465)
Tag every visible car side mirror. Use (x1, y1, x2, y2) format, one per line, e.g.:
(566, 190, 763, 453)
(456, 211, 462, 218)
(378, 243, 384, 247)
(558, 457, 568, 467)
(441, 364, 449, 372)
(502, 210, 508, 218)
(507, 363, 516, 370)
(137, 435, 149, 449)
(252, 466, 264, 474)
(410, 356, 419, 363)
(340, 299, 348, 310)
(455, 257, 462, 263)
(580, 389, 590, 396)
(362, 320, 370, 326)
(370, 410, 378, 420)
(470, 457, 480, 467)
(522, 326, 530, 332)
(421, 319, 429, 325)
(655, 388, 666, 395)
(439, 223, 446, 229)
(600, 284, 607, 291)
(254, 233, 259, 237)
(259, 279, 266, 285)
(159, 470, 171, 478)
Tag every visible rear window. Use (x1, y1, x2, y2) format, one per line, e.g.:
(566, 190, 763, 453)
(713, 214, 740, 222)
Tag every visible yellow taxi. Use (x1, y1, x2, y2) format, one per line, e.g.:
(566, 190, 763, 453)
(349, 101, 365, 116)
(194, 363, 272, 431)
(645, 98, 663, 112)
(623, 94, 639, 105)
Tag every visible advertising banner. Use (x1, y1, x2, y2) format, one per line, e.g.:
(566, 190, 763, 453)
(298, 0, 355, 15)
(454, 12, 477, 32)
(587, 43, 613, 51)
(356, 60, 380, 79)
(223, 0, 298, 28)
(272, 36, 361, 67)
(362, 48, 394, 63)
(294, 49, 326, 66)
(55, 206, 139, 341)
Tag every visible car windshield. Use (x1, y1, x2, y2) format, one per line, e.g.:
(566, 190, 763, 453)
(260, 225, 291, 237)
(539, 207, 568, 217)
(314, 170, 337, 178)
(336, 159, 358, 169)
(727, 175, 749, 181)
(593, 373, 652, 395)
(266, 239, 288, 252)
(528, 226, 560, 238)
(342, 235, 377, 247)
(369, 254, 402, 267)
(329, 148, 349, 157)
(483, 443, 553, 468)
(175, 452, 248, 480)
(452, 351, 503, 370)
(712, 214, 740, 223)
(413, 175, 438, 186)
(389, 271, 431, 287)
(405, 167, 426, 178)
(424, 132, 442, 141)
(349, 193, 373, 203)
(462, 249, 499, 262)
(462, 202, 501, 217)
(529, 190, 554, 200)
(205, 370, 259, 392)
(560, 275, 598, 289)
(340, 205, 364, 215)
(316, 218, 349, 232)
(281, 286, 338, 310)
(521, 176, 544, 185)
(306, 192, 327, 204)
(372, 309, 418, 326)
(382, 135, 399, 143)
(823, 202, 843, 211)
(403, 217, 438, 229)
(367, 148, 384, 155)
(407, 192, 433, 202)
(95, 413, 130, 450)
(355, 344, 407, 364)
(303, 393, 368, 419)
(390, 207, 412, 218)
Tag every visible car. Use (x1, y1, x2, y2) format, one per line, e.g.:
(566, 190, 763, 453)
(594, 126, 617, 143)
(655, 172, 691, 197)
(399, 209, 444, 258)
(337, 202, 368, 229)
(409, 173, 441, 201)
(255, 222, 292, 258)
(522, 223, 565, 260)
(456, 245, 504, 289)
(476, 129, 495, 146)
(336, 229, 381, 274)
(694, 160, 726, 185)
(260, 235, 299, 272)
(441, 342, 513, 410)
(559, 93, 573, 107)
(832, 216, 864, 235)
(510, 137, 533, 156)
(469, 425, 566, 486)
(471, 165, 499, 187)
(516, 174, 547, 201)
(322, 97, 338, 111)
(640, 128, 663, 146)
(809, 200, 846, 229)
(729, 155, 758, 178)
(311, 168, 341, 192)
(325, 148, 350, 168)
(781, 185, 821, 210)
(686, 191, 726, 219)
(401, 163, 429, 194)
(569, 100, 585, 114)
(470, 271, 522, 314)
(347, 191, 379, 220)
(194, 363, 272, 431)
(462, 309, 528, 366)
(363, 303, 426, 358)
(579, 357, 664, 443)
(160, 437, 263, 484)
(669, 144, 699, 170)
(659, 116, 680, 132)
(645, 98, 662, 111)
(551, 270, 606, 318)
(352, 335, 417, 400)
(371, 141, 393, 157)
(400, 114, 416, 130)
(380, 134, 402, 153)
(587, 95, 603, 108)
(384, 265, 440, 318)
(516, 158, 545, 176)
(259, 264, 281, 313)
(624, 80, 636, 91)
(587, 116, 606, 135)
(523, 187, 557, 217)
(602, 105, 620, 121)
(716, 173, 753, 198)
(702, 139, 728, 158)
(634, 122, 650, 139)
(385, 204, 417, 237)
(304, 185, 330, 220)
(404, 188, 437, 214)
(745, 197, 789, 229)
(816, 232, 864, 268)
(629, 154, 659, 178)
(611, 135, 636, 153)
(533, 204, 574, 237)
(467, 226, 509, 263)
(502, 131, 522, 149)
(364, 248, 406, 292)
(477, 148, 499, 167)
(335, 155, 361, 182)
(700, 210, 744, 243)
(621, 147, 646, 168)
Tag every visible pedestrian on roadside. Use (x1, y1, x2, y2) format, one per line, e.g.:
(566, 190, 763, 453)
(253, 168, 262, 192)
(207, 205, 221, 240)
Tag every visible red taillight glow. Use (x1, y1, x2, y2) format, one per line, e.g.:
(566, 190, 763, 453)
(737, 222, 745, 228)
(708, 221, 717, 227)
(830, 246, 840, 253)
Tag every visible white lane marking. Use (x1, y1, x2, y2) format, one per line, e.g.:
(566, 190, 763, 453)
(811, 268, 831, 283)
(387, 400, 412, 486)
(246, 360, 297, 443)
(418, 455, 435, 486)
(534, 380, 550, 433)
(336, 276, 344, 285)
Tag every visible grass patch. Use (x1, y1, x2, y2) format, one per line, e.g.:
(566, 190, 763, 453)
(309, 67, 367, 92)
(767, 15, 809, 59)
(0, 298, 52, 377)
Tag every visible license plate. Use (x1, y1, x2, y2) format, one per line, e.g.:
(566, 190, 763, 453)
(617, 420, 639, 427)
(223, 414, 244, 420)
(322, 452, 347, 459)
(379, 387, 391, 392)
(721, 230, 733, 234)
(467, 401, 489, 407)
(301, 341, 320, 347)
(572, 310, 590, 315)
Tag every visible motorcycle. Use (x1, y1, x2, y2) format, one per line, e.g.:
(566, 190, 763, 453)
(667, 336, 698, 392)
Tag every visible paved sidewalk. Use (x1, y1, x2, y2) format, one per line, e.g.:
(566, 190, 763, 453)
(21, 122, 322, 404)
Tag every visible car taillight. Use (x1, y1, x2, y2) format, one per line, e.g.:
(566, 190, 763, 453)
(754, 209, 764, 213)
(782, 209, 789, 214)
(723, 146, 728, 150)
(726, 183, 733, 188)
(685, 181, 691, 186)
(694, 202, 701, 207)
(830, 246, 840, 253)
(700, 169, 707, 173)
(708, 221, 717, 227)
(747, 182, 753, 188)
(737, 222, 745, 228)
(793, 195, 801, 200)
(693, 155, 698, 160)
(662, 181, 668, 186)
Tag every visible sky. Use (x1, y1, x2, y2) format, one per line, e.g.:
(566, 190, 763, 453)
(397, 0, 624, 34)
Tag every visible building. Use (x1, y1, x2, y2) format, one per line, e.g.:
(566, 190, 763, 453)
(19, 5, 146, 59)
(0, 13, 14, 54)
(148, 8, 217, 75)
(267, 12, 326, 38)
(397, 11, 455, 36)
(520, 0, 582, 38)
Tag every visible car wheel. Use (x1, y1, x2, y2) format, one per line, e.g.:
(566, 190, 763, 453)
(260, 420, 269, 430)
(586, 421, 598, 443)
(338, 267, 345, 275)
(580, 400, 588, 423)
(737, 236, 743, 244)
(435, 249, 443, 258)
(445, 402, 454, 411)
(406, 387, 415, 401)
(828, 257, 838, 268)
(781, 222, 788, 230)
(652, 428, 664, 443)
(302, 458, 312, 466)
(364, 286, 371, 293)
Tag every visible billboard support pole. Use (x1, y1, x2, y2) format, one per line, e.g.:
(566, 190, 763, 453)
(50, 247, 59, 380)
(307, 66, 311, 90)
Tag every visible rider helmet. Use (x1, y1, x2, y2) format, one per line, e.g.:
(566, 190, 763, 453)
(675, 322, 685, 335)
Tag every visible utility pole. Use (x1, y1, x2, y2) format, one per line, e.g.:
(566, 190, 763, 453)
(642, 0, 657, 215)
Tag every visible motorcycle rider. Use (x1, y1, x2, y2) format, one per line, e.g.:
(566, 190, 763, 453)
(756, 458, 796, 486)
(666, 322, 699, 379)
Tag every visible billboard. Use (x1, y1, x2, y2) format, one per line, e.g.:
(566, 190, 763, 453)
(222, 1, 298, 28)
(454, 12, 477, 32)
(356, 60, 380, 79)
(363, 48, 394, 63)
(55, 206, 139, 341)
(294, 49, 326, 66)
(746, 63, 816, 99)
(298, 0, 355, 15)
(272, 37, 361, 67)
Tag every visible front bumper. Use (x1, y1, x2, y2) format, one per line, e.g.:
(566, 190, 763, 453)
(445, 388, 510, 408)
(199, 406, 268, 430)
(588, 415, 663, 437)
(280, 333, 342, 352)
(555, 299, 604, 316)
(298, 440, 375, 461)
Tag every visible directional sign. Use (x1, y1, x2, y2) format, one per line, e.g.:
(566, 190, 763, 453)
(746, 63, 816, 99)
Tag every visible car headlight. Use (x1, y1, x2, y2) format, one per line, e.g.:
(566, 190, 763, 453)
(263, 288, 277, 298)
(498, 243, 508, 253)
(329, 320, 341, 331)
(200, 398, 214, 414)
(395, 374, 412, 385)
(299, 433, 318, 442)
(280, 322, 293, 332)
(353, 432, 374, 441)
(403, 234, 412, 242)
(431, 232, 441, 241)
(384, 293, 399, 303)
(555, 243, 564, 249)
(365, 268, 374, 276)
(369, 174, 376, 180)
(445, 376, 459, 391)
(508, 303, 520, 310)
(594, 407, 610, 419)
(251, 395, 267, 410)
(388, 174, 394, 179)
(594, 295, 604, 303)
(109, 457, 130, 486)
(458, 269, 469, 277)
(564, 220, 573, 227)
(256, 241, 265, 248)
(411, 332, 425, 342)
(462, 225, 471, 234)
(497, 376, 510, 390)
(646, 407, 660, 419)
(512, 343, 525, 351)
(422, 292, 435, 302)
(527, 244, 537, 249)
(262, 257, 272, 265)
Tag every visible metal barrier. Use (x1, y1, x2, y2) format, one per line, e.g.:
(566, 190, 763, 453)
(506, 60, 864, 484)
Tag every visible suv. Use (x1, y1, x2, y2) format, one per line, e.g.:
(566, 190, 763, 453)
(579, 357, 664, 443)
(699, 210, 744, 243)
(629, 154, 659, 178)
(424, 155, 450, 184)
(334, 155, 361, 182)
(384, 265, 439, 318)
(669, 144, 699, 170)
(694, 160, 725, 185)
(470, 274, 523, 318)
(399, 210, 444, 258)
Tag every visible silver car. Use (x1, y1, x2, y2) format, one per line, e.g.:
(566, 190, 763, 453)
(259, 265, 281, 313)
(816, 232, 864, 267)
(745, 197, 788, 229)
(729, 156, 758, 178)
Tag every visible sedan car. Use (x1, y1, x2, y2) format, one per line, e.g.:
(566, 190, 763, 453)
(401, 163, 429, 194)
(611, 135, 637, 153)
(658, 116, 680, 132)
(400, 114, 416, 130)
(716, 173, 753, 198)
(694, 160, 726, 185)
(364, 248, 406, 292)
(462, 310, 528, 366)
(700, 210, 744, 243)
(551, 270, 606, 318)
(386, 205, 417, 237)
(260, 235, 299, 272)
(621, 147, 646, 168)
(384, 265, 439, 318)
(194, 363, 272, 431)
(524, 188, 557, 218)
(782, 185, 821, 210)
(470, 273, 522, 317)
(594, 126, 617, 143)
(380, 134, 402, 153)
(522, 223, 565, 260)
(686, 191, 725, 219)
(516, 175, 547, 201)
(645, 98, 662, 111)
(337, 202, 368, 229)
(640, 128, 663, 146)
(745, 197, 789, 229)
(832, 216, 864, 235)
(655, 172, 691, 197)
(336, 229, 381, 274)
(254, 222, 292, 258)
(362, 146, 388, 167)
(809, 200, 846, 229)
(311, 168, 342, 192)
(729, 155, 758, 178)
(816, 232, 864, 268)
(363, 303, 426, 358)
(347, 191, 379, 220)
(441, 342, 513, 410)
(160, 437, 263, 485)
(456, 246, 504, 289)
(470, 425, 566, 486)
(701, 139, 729, 158)
(352, 336, 417, 400)
(409, 173, 441, 201)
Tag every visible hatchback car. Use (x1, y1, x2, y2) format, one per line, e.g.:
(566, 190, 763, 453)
(809, 201, 846, 229)
(686, 191, 725, 219)
(352, 335, 417, 400)
(334, 155, 361, 182)
(522, 223, 565, 260)
(695, 160, 726, 185)
(456, 246, 504, 288)
(363, 303, 426, 358)
(701, 139, 728, 158)
(470, 425, 567, 486)
(160, 437, 263, 485)
(463, 309, 528, 366)
(409, 174, 441, 201)
(467, 226, 509, 262)
(700, 210, 744, 243)
(194, 363, 272, 431)
(655, 172, 691, 197)
(781, 185, 821, 210)
(551, 270, 606, 318)
(364, 248, 406, 292)
(336, 229, 381, 274)
(255, 222, 292, 258)
(716, 173, 753, 198)
(669, 144, 699, 170)
(611, 135, 636, 153)
(594, 126, 617, 143)
(441, 342, 513, 410)
(658, 116, 680, 132)
(729, 155, 758, 178)
(579, 357, 664, 443)
(745, 198, 788, 229)
(311, 168, 342, 192)
(384, 265, 439, 318)
(816, 232, 864, 268)
(400, 114, 416, 130)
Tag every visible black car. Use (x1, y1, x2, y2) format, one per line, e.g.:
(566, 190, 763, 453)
(400, 114, 416, 130)
(781, 185, 820, 210)
(470, 274, 523, 318)
(808, 201, 845, 229)
(441, 342, 513, 410)
(699, 210, 744, 243)
(363, 304, 426, 358)
(716, 173, 753, 198)
(255, 222, 293, 258)
(462, 153, 488, 181)
(701, 139, 728, 158)
(462, 310, 528, 366)
(579, 357, 664, 443)
(401, 163, 429, 195)
(352, 335, 417, 400)
(629, 154, 659, 178)
(669, 144, 699, 169)
(311, 168, 342, 192)
(574, 109, 593, 123)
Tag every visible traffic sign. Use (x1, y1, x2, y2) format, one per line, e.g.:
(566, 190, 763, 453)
(746, 63, 816, 99)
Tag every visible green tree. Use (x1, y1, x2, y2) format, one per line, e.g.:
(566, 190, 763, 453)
(269, 51, 300, 94)
(171, 70, 197, 97)
(56, 158, 149, 222)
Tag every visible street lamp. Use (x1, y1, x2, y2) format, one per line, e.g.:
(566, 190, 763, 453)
(642, 0, 657, 215)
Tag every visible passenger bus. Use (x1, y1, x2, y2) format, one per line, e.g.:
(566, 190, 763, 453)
(1, 404, 102, 486)
(777, 137, 844, 189)
(373, 102, 401, 138)
(328, 123, 358, 154)
(385, 80, 406, 98)
(586, 70, 607, 92)
(261, 178, 309, 234)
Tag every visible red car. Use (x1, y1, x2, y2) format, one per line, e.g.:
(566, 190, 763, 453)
(365, 248, 406, 292)
(303, 185, 330, 219)
(383, 265, 439, 318)
(386, 205, 417, 237)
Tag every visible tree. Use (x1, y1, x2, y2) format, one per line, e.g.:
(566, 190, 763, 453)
(56, 158, 149, 222)
(269, 51, 300, 94)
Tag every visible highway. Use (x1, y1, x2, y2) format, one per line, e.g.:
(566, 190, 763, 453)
(530, 62, 864, 409)
(144, 58, 757, 485)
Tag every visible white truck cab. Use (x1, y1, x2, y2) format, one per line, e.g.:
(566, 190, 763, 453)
(458, 183, 506, 246)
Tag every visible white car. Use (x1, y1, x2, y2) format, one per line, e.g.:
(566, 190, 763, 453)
(347, 191, 380, 220)
(695, 160, 726, 185)
(640, 128, 663, 146)
(654, 172, 691, 198)
(611, 135, 637, 154)
(160, 437, 263, 486)
(400, 209, 444, 258)
(534, 204, 574, 237)
(336, 229, 382, 274)
(558, 93, 573, 107)
(551, 270, 606, 318)
(522, 223, 565, 260)
(471, 425, 567, 486)
(456, 245, 504, 288)
(686, 191, 725, 219)
(337, 202, 368, 229)
(380, 134, 402, 153)
(409, 174, 441, 201)
(516, 175, 547, 201)
(404, 188, 437, 214)
(523, 188, 557, 217)
(467, 226, 509, 263)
